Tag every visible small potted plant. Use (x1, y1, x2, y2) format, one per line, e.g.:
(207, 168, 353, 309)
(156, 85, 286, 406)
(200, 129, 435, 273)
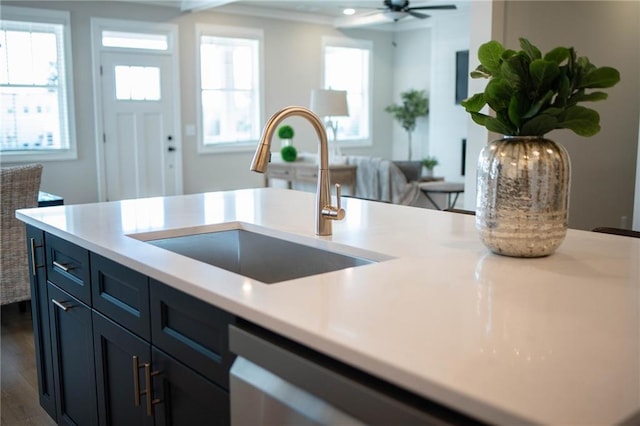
(461, 37, 620, 257)
(277, 125, 297, 162)
(421, 156, 439, 177)
(385, 89, 429, 161)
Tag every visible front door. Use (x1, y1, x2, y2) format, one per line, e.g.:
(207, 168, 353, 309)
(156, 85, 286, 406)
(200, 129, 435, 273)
(100, 51, 179, 201)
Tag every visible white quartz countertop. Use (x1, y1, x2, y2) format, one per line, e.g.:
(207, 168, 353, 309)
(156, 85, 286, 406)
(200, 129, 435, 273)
(17, 188, 639, 425)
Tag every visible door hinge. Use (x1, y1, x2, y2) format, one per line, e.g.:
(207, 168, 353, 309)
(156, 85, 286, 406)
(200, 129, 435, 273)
(100, 65, 103, 76)
(103, 133, 106, 143)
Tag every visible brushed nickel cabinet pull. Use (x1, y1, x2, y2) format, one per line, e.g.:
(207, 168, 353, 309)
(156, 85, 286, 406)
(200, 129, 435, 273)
(133, 356, 141, 407)
(52, 260, 73, 272)
(29, 238, 44, 276)
(143, 363, 161, 416)
(51, 299, 70, 311)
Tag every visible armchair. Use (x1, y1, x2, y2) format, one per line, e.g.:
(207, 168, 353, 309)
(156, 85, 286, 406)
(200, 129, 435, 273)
(1, 164, 43, 307)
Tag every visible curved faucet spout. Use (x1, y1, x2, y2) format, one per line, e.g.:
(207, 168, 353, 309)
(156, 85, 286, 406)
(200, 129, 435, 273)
(250, 106, 345, 236)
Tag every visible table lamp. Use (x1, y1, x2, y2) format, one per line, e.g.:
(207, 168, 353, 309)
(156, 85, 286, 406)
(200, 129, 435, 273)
(310, 89, 349, 141)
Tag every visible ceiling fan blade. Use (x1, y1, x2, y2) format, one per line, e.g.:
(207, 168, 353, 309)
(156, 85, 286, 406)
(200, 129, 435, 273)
(408, 10, 429, 19)
(407, 5, 457, 11)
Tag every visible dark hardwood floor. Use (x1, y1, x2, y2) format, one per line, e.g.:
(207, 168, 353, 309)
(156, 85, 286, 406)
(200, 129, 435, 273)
(1, 303, 55, 426)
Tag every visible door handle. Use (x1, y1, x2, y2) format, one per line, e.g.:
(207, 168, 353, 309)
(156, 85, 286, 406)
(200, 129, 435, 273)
(167, 147, 176, 152)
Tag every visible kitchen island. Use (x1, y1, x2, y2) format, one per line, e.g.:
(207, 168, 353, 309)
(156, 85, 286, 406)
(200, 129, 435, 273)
(17, 188, 639, 425)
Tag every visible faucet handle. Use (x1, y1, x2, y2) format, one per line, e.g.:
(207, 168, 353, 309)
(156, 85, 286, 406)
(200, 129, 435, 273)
(322, 184, 346, 220)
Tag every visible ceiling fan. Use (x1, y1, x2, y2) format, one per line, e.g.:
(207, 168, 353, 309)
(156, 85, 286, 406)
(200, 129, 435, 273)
(335, 0, 457, 28)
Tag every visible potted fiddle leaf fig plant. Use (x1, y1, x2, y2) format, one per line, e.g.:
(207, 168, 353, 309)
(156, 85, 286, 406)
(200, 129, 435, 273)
(385, 89, 429, 161)
(461, 37, 620, 258)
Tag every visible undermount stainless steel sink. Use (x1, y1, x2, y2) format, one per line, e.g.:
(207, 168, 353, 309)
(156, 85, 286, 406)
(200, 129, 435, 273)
(144, 228, 379, 284)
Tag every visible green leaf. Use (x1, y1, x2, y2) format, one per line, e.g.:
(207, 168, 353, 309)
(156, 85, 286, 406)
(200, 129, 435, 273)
(570, 91, 609, 103)
(469, 111, 490, 126)
(543, 47, 570, 64)
(579, 67, 621, 89)
(478, 41, 505, 74)
(508, 95, 524, 128)
(556, 72, 571, 106)
(523, 90, 554, 119)
(470, 65, 491, 79)
(520, 114, 559, 136)
(501, 52, 530, 86)
(485, 78, 513, 111)
(485, 116, 515, 135)
(460, 93, 486, 112)
(557, 105, 601, 136)
(519, 38, 541, 61)
(530, 60, 560, 92)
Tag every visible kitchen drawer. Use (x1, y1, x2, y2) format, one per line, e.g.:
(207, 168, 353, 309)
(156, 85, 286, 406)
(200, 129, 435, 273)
(91, 253, 150, 340)
(295, 167, 320, 182)
(46, 233, 91, 305)
(150, 280, 236, 389)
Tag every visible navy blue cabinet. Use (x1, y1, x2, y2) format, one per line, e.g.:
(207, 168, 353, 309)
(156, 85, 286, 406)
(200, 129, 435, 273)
(28, 227, 236, 425)
(48, 282, 98, 425)
(25, 225, 56, 420)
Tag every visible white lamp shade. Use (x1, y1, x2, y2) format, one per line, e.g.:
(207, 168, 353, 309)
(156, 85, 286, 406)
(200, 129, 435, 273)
(309, 89, 349, 118)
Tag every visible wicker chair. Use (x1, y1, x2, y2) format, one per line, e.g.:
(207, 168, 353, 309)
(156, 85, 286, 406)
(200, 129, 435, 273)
(1, 164, 43, 307)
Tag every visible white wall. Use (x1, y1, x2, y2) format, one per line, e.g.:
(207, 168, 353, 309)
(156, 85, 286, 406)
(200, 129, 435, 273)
(389, 27, 431, 161)
(465, 0, 639, 231)
(428, 11, 470, 184)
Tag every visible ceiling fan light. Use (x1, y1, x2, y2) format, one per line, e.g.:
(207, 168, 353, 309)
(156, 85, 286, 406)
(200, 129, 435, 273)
(343, 8, 356, 16)
(383, 10, 408, 21)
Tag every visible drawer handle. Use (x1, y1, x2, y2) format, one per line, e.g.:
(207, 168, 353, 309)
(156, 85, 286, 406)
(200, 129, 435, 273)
(53, 260, 73, 272)
(133, 357, 161, 416)
(51, 298, 70, 311)
(29, 238, 44, 276)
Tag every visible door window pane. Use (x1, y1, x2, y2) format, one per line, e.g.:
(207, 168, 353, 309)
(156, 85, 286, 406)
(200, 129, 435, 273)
(114, 66, 161, 101)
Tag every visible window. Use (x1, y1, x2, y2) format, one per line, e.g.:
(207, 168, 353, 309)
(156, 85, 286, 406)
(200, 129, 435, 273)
(0, 6, 76, 161)
(322, 37, 371, 142)
(197, 25, 262, 152)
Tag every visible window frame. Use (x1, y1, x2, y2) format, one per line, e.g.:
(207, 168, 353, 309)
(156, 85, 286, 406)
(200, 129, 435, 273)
(195, 24, 264, 154)
(321, 36, 372, 147)
(0, 6, 77, 162)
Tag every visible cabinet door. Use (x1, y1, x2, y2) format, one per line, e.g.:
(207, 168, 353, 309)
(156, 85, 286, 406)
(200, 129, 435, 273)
(152, 347, 230, 426)
(48, 283, 98, 426)
(26, 225, 57, 420)
(93, 311, 153, 426)
(150, 280, 236, 389)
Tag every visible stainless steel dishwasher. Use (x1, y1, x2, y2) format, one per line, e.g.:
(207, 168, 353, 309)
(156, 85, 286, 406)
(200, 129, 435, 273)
(229, 323, 476, 426)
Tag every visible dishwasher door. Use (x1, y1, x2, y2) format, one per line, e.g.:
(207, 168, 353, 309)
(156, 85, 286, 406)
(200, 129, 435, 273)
(229, 324, 463, 426)
(230, 356, 363, 425)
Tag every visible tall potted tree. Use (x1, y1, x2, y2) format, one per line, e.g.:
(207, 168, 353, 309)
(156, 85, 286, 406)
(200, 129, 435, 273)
(385, 89, 429, 161)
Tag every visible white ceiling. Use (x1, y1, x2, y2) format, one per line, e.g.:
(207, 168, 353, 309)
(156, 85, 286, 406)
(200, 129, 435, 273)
(174, 0, 465, 29)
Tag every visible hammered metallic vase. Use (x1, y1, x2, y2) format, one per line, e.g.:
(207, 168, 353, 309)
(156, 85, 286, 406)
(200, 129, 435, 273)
(476, 136, 571, 258)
